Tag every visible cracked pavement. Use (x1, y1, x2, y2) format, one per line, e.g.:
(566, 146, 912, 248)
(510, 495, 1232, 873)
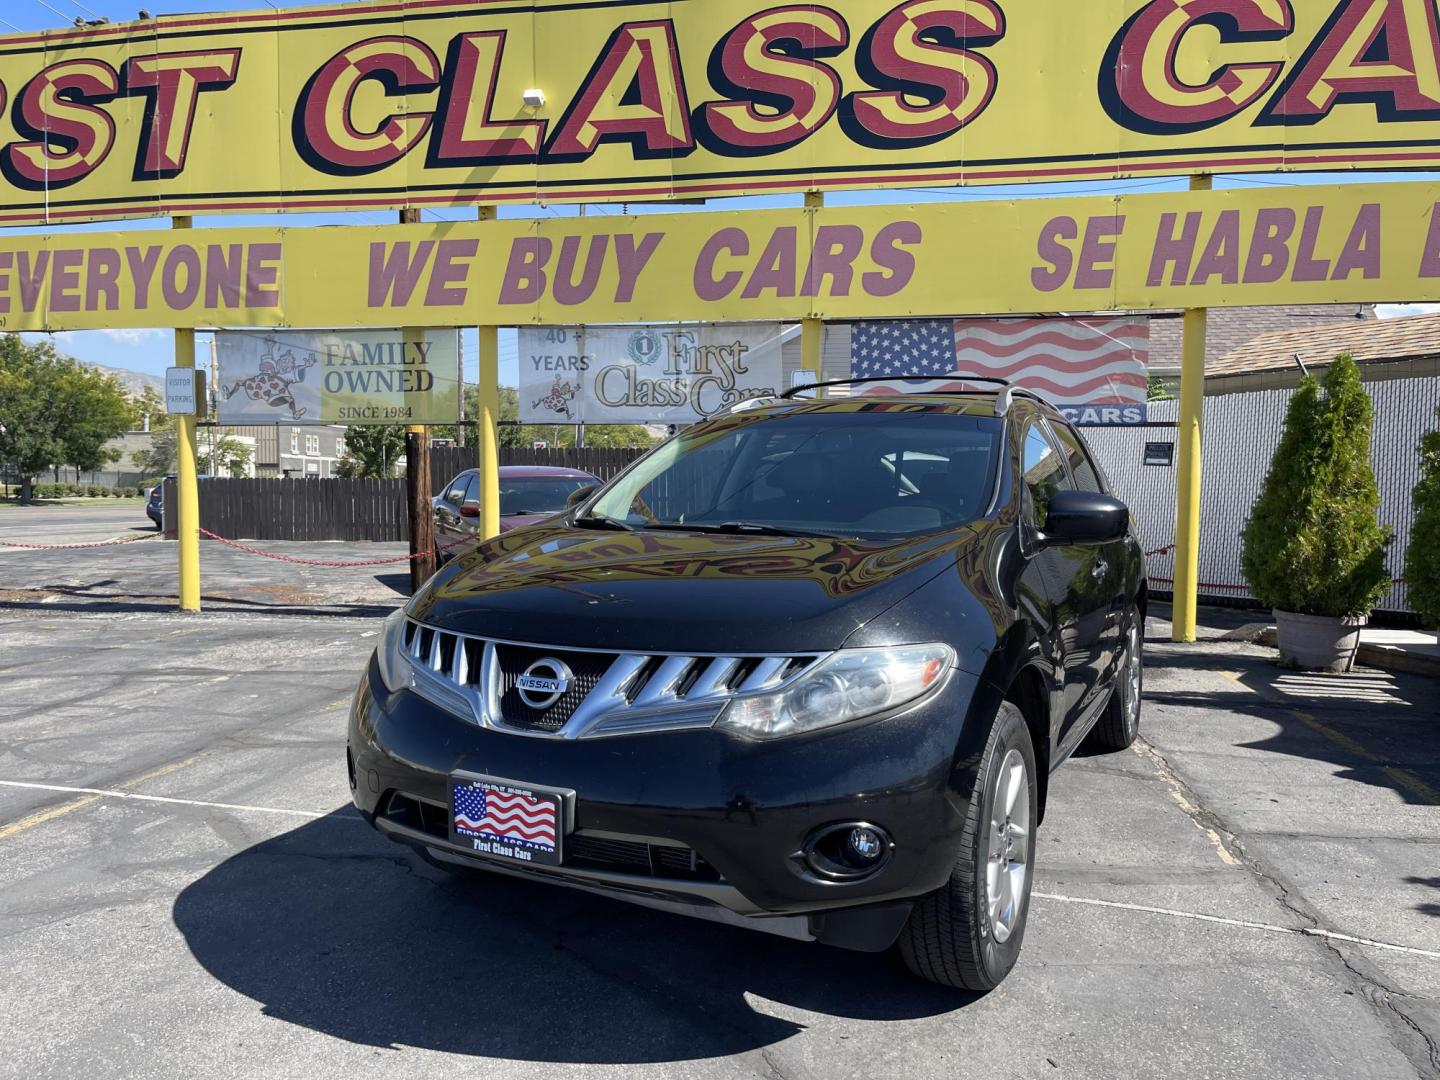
(0, 602, 1435, 1080)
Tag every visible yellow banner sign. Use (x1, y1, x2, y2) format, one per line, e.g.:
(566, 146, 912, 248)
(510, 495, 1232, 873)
(2, 181, 1439, 330)
(3, 1, 1440, 224)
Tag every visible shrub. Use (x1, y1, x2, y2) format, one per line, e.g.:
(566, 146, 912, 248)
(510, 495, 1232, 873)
(86, 485, 104, 498)
(1405, 406, 1440, 625)
(1241, 354, 1392, 618)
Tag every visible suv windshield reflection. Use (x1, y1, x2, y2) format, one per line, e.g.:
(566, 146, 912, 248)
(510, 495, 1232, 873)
(587, 407, 1003, 539)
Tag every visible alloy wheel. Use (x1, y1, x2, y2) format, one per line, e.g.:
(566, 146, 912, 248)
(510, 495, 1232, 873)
(985, 749, 1030, 944)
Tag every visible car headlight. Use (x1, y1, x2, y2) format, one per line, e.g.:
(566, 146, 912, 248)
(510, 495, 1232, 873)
(375, 608, 413, 692)
(719, 644, 953, 739)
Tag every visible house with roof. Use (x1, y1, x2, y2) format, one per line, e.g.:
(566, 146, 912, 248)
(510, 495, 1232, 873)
(1085, 310, 1440, 616)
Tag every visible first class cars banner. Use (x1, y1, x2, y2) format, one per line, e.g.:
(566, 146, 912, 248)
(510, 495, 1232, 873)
(4, 0, 1440, 224)
(5, 181, 1440, 329)
(519, 324, 785, 424)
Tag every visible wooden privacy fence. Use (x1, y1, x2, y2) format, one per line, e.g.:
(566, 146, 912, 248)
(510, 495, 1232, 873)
(171, 446, 650, 542)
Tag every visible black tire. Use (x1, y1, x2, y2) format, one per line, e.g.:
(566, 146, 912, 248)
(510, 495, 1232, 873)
(1086, 605, 1143, 752)
(898, 702, 1038, 992)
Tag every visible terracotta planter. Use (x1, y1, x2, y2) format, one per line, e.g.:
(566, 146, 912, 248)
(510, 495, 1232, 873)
(1273, 610, 1366, 673)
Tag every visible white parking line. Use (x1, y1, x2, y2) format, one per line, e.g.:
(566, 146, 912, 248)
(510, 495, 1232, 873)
(0, 779, 340, 820)
(1033, 891, 1440, 960)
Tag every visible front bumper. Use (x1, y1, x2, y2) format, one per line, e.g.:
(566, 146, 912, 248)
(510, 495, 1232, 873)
(348, 658, 988, 949)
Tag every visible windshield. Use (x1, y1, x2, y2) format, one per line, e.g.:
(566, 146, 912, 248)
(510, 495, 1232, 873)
(500, 478, 593, 516)
(585, 407, 1003, 539)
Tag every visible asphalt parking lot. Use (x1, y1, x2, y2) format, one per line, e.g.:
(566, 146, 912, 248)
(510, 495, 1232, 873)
(0, 582, 1435, 1080)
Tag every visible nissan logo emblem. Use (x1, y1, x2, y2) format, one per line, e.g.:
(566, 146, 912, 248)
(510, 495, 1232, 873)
(516, 658, 574, 710)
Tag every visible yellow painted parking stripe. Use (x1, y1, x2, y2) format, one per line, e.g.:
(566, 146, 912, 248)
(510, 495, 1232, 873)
(1289, 710, 1440, 805)
(0, 751, 209, 841)
(0, 794, 102, 841)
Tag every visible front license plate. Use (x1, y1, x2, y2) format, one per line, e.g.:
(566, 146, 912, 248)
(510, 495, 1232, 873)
(449, 774, 566, 867)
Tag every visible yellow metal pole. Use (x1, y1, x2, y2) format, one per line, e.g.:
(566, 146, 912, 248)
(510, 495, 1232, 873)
(172, 216, 201, 613)
(802, 191, 824, 393)
(477, 205, 501, 539)
(1171, 175, 1212, 643)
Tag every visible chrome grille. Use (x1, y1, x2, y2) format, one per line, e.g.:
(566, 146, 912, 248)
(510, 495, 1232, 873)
(400, 619, 818, 739)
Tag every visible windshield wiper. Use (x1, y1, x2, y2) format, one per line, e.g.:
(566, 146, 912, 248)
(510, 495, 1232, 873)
(572, 513, 636, 532)
(644, 521, 854, 540)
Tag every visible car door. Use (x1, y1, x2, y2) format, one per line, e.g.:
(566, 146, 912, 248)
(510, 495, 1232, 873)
(1018, 419, 1106, 746)
(434, 471, 473, 548)
(1047, 419, 1126, 701)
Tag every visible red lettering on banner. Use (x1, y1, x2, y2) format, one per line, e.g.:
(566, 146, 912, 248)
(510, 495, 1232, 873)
(429, 32, 547, 166)
(554, 236, 609, 305)
(1191, 209, 1243, 285)
(1, 59, 119, 190)
(694, 229, 748, 301)
(1331, 202, 1382, 280)
(1032, 218, 1078, 293)
(1147, 212, 1204, 287)
(1421, 204, 1440, 277)
(126, 247, 161, 310)
(1076, 217, 1125, 289)
(614, 233, 664, 302)
(295, 37, 441, 175)
(86, 249, 122, 311)
(801, 224, 865, 297)
(499, 238, 552, 305)
(1101, 0, 1292, 134)
(425, 239, 478, 305)
(742, 227, 799, 298)
(696, 7, 849, 155)
(545, 22, 694, 161)
(1243, 208, 1296, 282)
(205, 244, 244, 308)
(841, 0, 1005, 148)
(50, 250, 83, 313)
(368, 241, 436, 306)
(122, 50, 241, 180)
(246, 244, 282, 308)
(1260, 0, 1440, 125)
(162, 246, 201, 309)
(862, 221, 921, 297)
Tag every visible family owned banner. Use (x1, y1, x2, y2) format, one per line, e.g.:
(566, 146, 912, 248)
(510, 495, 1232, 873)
(215, 329, 461, 425)
(519, 324, 785, 425)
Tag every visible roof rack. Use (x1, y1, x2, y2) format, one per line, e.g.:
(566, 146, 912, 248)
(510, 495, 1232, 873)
(779, 375, 1051, 417)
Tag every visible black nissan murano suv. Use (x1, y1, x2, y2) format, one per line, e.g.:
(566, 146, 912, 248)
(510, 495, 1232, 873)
(348, 380, 1147, 992)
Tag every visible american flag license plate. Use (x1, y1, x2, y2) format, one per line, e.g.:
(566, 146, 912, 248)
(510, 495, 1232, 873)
(449, 775, 566, 867)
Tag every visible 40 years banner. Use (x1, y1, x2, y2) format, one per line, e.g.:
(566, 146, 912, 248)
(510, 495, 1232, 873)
(519, 324, 785, 425)
(215, 329, 460, 425)
(4, 0, 1440, 224)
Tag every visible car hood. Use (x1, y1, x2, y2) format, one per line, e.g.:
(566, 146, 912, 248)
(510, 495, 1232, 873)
(408, 523, 980, 653)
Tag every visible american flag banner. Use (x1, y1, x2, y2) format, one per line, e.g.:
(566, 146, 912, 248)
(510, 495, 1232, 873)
(453, 782, 558, 851)
(851, 318, 1150, 426)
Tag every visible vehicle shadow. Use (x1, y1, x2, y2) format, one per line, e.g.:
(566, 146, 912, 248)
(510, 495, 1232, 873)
(173, 809, 970, 1064)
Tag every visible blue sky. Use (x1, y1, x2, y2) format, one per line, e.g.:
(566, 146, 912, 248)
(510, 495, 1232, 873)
(6, 0, 1438, 387)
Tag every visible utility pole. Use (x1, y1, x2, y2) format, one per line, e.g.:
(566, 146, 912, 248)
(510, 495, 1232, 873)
(401, 208, 436, 592)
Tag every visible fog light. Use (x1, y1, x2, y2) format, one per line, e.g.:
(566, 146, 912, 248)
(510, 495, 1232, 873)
(803, 821, 894, 881)
(848, 826, 884, 862)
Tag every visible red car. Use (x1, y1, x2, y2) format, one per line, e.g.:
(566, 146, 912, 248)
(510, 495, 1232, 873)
(433, 465, 599, 559)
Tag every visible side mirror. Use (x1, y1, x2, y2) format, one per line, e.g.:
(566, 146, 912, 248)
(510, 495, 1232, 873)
(566, 483, 598, 509)
(458, 504, 480, 519)
(1039, 491, 1128, 547)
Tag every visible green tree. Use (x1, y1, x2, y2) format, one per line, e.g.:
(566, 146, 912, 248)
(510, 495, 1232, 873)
(0, 336, 135, 502)
(1146, 374, 1175, 402)
(1404, 406, 1440, 626)
(1241, 354, 1392, 618)
(335, 425, 405, 478)
(133, 385, 174, 432)
(132, 427, 178, 480)
(198, 434, 254, 478)
(52, 362, 136, 481)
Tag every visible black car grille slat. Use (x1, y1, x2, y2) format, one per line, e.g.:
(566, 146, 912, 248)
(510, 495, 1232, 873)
(496, 644, 614, 731)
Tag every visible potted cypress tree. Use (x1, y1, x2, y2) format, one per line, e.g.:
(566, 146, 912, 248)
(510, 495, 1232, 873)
(1241, 355, 1392, 671)
(1404, 406, 1440, 633)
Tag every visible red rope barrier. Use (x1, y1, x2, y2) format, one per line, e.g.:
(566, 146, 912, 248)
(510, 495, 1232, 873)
(197, 528, 471, 568)
(0, 533, 161, 550)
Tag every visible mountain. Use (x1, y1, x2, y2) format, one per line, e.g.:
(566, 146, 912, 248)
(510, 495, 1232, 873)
(85, 362, 163, 398)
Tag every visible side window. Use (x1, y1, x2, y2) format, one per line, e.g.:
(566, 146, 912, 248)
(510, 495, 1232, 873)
(1022, 423, 1071, 527)
(1049, 422, 1104, 493)
(461, 474, 481, 505)
(444, 473, 470, 504)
